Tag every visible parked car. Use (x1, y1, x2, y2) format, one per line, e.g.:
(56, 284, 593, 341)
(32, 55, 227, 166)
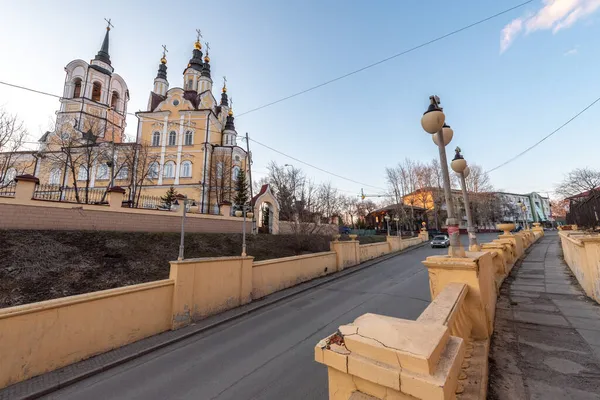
(339, 226, 351, 235)
(431, 235, 450, 248)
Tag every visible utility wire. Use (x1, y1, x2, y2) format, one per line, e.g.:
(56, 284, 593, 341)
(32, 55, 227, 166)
(487, 95, 600, 173)
(236, 0, 535, 117)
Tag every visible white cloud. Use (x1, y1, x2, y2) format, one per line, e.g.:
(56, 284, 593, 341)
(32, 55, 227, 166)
(563, 47, 579, 55)
(500, 0, 600, 52)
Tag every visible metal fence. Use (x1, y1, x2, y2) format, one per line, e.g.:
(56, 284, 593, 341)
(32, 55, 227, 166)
(33, 185, 108, 204)
(135, 195, 166, 210)
(0, 182, 16, 197)
(567, 192, 600, 229)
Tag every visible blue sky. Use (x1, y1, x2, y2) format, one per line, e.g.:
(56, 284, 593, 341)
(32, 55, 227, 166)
(1, 0, 599, 198)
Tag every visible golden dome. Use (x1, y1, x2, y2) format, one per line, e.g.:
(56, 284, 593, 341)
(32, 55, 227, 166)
(222, 85, 227, 93)
(194, 40, 202, 50)
(228, 109, 233, 116)
(160, 56, 167, 65)
(204, 55, 210, 63)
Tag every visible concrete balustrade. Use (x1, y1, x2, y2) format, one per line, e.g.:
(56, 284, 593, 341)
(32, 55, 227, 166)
(559, 231, 600, 303)
(315, 228, 546, 399)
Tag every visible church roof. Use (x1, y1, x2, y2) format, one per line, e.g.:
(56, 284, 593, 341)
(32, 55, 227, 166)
(149, 92, 166, 112)
(94, 27, 111, 65)
(251, 184, 270, 206)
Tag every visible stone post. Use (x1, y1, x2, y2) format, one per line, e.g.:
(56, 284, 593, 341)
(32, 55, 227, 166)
(220, 201, 232, 217)
(330, 240, 360, 272)
(107, 186, 126, 210)
(13, 174, 39, 203)
(386, 236, 403, 252)
(422, 252, 496, 339)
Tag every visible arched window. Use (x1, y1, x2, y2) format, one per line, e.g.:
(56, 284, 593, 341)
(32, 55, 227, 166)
(232, 166, 240, 181)
(49, 168, 61, 185)
(180, 161, 192, 178)
(184, 130, 193, 145)
(92, 82, 102, 102)
(216, 162, 224, 179)
(163, 161, 175, 178)
(116, 165, 128, 180)
(77, 165, 89, 181)
(152, 132, 161, 147)
(3, 168, 16, 184)
(168, 131, 177, 146)
(148, 162, 159, 179)
(73, 78, 82, 98)
(96, 164, 109, 180)
(111, 91, 119, 110)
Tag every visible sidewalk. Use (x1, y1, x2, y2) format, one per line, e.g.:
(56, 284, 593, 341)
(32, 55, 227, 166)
(489, 232, 600, 399)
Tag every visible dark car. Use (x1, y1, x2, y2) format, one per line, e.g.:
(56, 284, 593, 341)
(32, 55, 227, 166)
(339, 226, 351, 235)
(431, 235, 450, 248)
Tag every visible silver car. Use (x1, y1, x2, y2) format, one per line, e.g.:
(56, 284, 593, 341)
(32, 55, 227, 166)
(431, 235, 450, 248)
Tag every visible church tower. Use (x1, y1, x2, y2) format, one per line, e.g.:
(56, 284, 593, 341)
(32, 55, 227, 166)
(50, 20, 129, 146)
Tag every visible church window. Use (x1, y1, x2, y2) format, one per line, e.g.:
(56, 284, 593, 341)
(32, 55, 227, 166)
(152, 132, 160, 147)
(148, 162, 159, 179)
(180, 161, 192, 178)
(232, 166, 240, 181)
(96, 164, 109, 180)
(49, 169, 61, 185)
(173, 99, 180, 106)
(185, 131, 193, 145)
(92, 82, 102, 102)
(234, 155, 240, 162)
(168, 131, 177, 146)
(111, 91, 119, 110)
(163, 161, 175, 178)
(186, 79, 193, 90)
(117, 165, 128, 180)
(77, 166, 89, 181)
(3, 168, 17, 184)
(216, 162, 224, 179)
(73, 79, 82, 98)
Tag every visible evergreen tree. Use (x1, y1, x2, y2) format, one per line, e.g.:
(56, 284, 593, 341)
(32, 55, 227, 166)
(161, 186, 178, 209)
(233, 170, 249, 207)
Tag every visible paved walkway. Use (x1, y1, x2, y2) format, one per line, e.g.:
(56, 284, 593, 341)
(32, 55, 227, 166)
(489, 232, 600, 399)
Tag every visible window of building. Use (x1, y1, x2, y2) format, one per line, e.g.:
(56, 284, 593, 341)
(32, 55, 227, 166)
(73, 78, 82, 98)
(152, 131, 160, 147)
(163, 161, 175, 178)
(185, 130, 193, 145)
(77, 165, 89, 181)
(111, 91, 119, 110)
(180, 161, 192, 177)
(232, 166, 240, 181)
(49, 169, 61, 185)
(186, 79, 193, 90)
(173, 99, 180, 106)
(117, 166, 128, 180)
(148, 162, 159, 179)
(92, 82, 102, 102)
(234, 155, 240, 162)
(3, 168, 16, 184)
(97, 164, 109, 180)
(216, 162, 224, 178)
(168, 131, 177, 146)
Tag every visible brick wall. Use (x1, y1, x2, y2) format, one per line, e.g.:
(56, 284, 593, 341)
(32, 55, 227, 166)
(0, 203, 251, 233)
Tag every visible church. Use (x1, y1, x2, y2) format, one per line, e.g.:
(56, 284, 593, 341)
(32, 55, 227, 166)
(0, 23, 249, 215)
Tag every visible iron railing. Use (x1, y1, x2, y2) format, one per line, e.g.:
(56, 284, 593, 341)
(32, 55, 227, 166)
(33, 185, 108, 204)
(567, 192, 600, 229)
(0, 182, 16, 197)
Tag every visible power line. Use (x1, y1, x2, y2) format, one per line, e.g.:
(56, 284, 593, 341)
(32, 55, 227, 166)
(235, 0, 534, 118)
(487, 95, 600, 173)
(248, 137, 386, 191)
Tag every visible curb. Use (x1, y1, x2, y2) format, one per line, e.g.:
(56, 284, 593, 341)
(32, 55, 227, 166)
(2, 240, 430, 400)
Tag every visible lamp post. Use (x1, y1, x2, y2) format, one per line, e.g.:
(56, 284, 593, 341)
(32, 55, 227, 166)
(235, 205, 254, 256)
(393, 216, 400, 237)
(175, 195, 189, 261)
(518, 201, 528, 230)
(384, 214, 390, 236)
(421, 95, 465, 257)
(451, 148, 479, 251)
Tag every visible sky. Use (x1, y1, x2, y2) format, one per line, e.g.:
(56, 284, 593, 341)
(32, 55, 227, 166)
(1, 0, 599, 199)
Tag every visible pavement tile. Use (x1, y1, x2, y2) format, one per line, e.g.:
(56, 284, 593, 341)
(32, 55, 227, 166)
(559, 308, 600, 319)
(513, 311, 570, 327)
(513, 279, 545, 287)
(546, 284, 583, 295)
(510, 290, 541, 298)
(577, 329, 600, 347)
(566, 317, 600, 331)
(591, 346, 600, 364)
(552, 299, 599, 309)
(510, 284, 546, 292)
(525, 378, 571, 400)
(515, 304, 559, 312)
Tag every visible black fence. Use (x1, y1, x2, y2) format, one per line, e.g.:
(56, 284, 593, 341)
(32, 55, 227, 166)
(135, 195, 167, 210)
(566, 192, 600, 229)
(33, 185, 108, 204)
(0, 182, 16, 197)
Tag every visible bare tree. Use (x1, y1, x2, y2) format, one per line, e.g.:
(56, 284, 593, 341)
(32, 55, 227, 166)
(0, 109, 31, 187)
(317, 182, 342, 223)
(266, 161, 306, 221)
(208, 150, 234, 212)
(555, 167, 600, 199)
(125, 141, 161, 207)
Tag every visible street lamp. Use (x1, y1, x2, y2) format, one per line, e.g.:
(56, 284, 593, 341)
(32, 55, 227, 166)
(235, 205, 254, 256)
(421, 95, 465, 257)
(175, 195, 190, 261)
(517, 200, 528, 230)
(384, 214, 391, 236)
(393, 216, 400, 237)
(451, 147, 479, 251)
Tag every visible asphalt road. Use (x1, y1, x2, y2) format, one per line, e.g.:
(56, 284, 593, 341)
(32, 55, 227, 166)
(45, 234, 498, 400)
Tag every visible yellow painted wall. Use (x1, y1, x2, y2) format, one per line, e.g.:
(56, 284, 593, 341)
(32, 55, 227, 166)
(359, 242, 390, 263)
(252, 252, 337, 299)
(559, 232, 600, 303)
(0, 280, 173, 389)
